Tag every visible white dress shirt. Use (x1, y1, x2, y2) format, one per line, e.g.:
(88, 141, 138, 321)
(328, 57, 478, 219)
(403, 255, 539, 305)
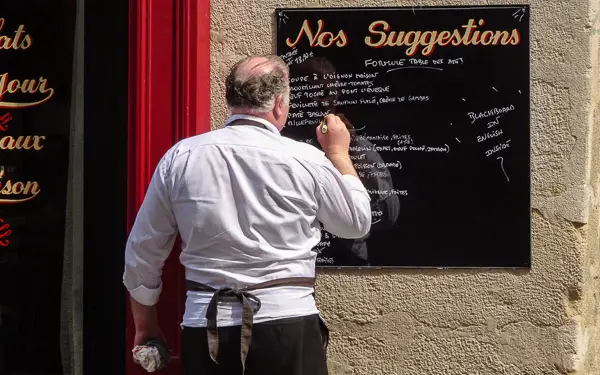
(123, 114, 371, 327)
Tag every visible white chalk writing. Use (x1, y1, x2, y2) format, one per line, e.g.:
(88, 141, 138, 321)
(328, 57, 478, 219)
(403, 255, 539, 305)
(467, 105, 515, 123)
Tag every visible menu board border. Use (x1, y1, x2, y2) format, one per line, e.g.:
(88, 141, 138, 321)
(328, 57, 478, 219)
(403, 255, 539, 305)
(275, 4, 532, 270)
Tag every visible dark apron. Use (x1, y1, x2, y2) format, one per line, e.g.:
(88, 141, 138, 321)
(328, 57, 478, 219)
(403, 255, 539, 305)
(186, 277, 329, 373)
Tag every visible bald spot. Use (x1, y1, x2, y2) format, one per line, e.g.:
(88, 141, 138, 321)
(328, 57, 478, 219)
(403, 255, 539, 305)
(233, 56, 287, 82)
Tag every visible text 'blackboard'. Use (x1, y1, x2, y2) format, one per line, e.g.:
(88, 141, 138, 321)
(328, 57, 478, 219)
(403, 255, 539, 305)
(276, 5, 531, 268)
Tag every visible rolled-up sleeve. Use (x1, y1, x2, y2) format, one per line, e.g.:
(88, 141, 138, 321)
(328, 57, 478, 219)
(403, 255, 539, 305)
(315, 159, 372, 239)
(123, 151, 178, 306)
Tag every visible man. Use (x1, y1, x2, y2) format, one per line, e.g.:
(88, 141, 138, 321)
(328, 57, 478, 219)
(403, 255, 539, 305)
(123, 54, 371, 375)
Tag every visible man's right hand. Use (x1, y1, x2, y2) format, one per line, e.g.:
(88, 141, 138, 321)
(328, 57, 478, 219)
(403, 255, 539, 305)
(316, 114, 351, 158)
(316, 114, 358, 178)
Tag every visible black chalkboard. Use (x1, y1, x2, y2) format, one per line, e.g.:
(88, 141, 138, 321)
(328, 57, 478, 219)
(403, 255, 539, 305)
(275, 5, 531, 268)
(0, 2, 76, 374)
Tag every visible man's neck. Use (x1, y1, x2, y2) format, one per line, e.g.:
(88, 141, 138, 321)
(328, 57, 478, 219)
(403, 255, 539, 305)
(230, 110, 281, 130)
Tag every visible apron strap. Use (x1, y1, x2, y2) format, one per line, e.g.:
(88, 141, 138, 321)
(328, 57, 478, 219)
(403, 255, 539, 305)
(186, 277, 316, 373)
(204, 287, 260, 373)
(226, 118, 269, 130)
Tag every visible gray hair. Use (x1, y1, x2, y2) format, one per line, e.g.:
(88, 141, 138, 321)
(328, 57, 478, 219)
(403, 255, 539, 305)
(225, 55, 290, 112)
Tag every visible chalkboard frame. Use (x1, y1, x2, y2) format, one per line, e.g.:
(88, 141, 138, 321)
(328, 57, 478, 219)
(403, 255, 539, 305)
(275, 5, 532, 269)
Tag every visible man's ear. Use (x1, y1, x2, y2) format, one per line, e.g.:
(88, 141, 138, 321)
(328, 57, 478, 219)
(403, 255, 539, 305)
(273, 94, 284, 117)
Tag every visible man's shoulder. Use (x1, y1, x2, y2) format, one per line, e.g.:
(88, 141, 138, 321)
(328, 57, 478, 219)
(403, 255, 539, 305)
(161, 129, 328, 169)
(280, 136, 326, 165)
(156, 130, 223, 167)
(164, 128, 230, 155)
(178, 128, 229, 147)
(182, 127, 327, 166)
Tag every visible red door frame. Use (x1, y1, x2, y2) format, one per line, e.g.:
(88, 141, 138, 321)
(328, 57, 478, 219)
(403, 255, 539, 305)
(126, 0, 210, 374)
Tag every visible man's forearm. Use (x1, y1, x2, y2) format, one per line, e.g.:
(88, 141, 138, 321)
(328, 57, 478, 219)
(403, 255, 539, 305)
(328, 152, 358, 178)
(130, 296, 159, 333)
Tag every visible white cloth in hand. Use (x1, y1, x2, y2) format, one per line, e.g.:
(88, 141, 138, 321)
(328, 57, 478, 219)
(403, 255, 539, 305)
(132, 345, 162, 372)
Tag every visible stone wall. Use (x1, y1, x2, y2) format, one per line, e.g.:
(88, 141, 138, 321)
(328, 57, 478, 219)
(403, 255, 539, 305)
(210, 1, 600, 373)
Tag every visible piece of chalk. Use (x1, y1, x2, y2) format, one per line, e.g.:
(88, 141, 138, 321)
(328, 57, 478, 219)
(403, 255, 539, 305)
(320, 120, 328, 134)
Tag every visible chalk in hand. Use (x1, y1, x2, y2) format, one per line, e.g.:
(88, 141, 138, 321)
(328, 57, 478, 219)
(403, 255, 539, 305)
(321, 121, 328, 134)
(320, 115, 329, 134)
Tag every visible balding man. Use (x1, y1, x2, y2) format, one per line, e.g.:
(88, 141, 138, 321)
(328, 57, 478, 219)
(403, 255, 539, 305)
(123, 54, 371, 375)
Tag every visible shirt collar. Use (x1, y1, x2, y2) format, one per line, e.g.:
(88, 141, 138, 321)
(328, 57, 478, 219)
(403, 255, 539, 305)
(225, 114, 280, 135)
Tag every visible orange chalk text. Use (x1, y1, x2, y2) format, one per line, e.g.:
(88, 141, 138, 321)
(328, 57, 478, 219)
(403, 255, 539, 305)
(286, 19, 348, 48)
(286, 18, 521, 56)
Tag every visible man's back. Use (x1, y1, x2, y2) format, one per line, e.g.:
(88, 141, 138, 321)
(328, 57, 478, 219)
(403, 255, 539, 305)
(126, 116, 371, 327)
(170, 121, 324, 287)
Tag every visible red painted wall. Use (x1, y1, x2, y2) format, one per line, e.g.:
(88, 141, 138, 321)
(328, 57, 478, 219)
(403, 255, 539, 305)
(126, 1, 210, 374)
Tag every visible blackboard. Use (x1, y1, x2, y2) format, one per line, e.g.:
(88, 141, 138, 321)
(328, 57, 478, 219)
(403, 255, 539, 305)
(275, 5, 531, 268)
(0, 2, 76, 374)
